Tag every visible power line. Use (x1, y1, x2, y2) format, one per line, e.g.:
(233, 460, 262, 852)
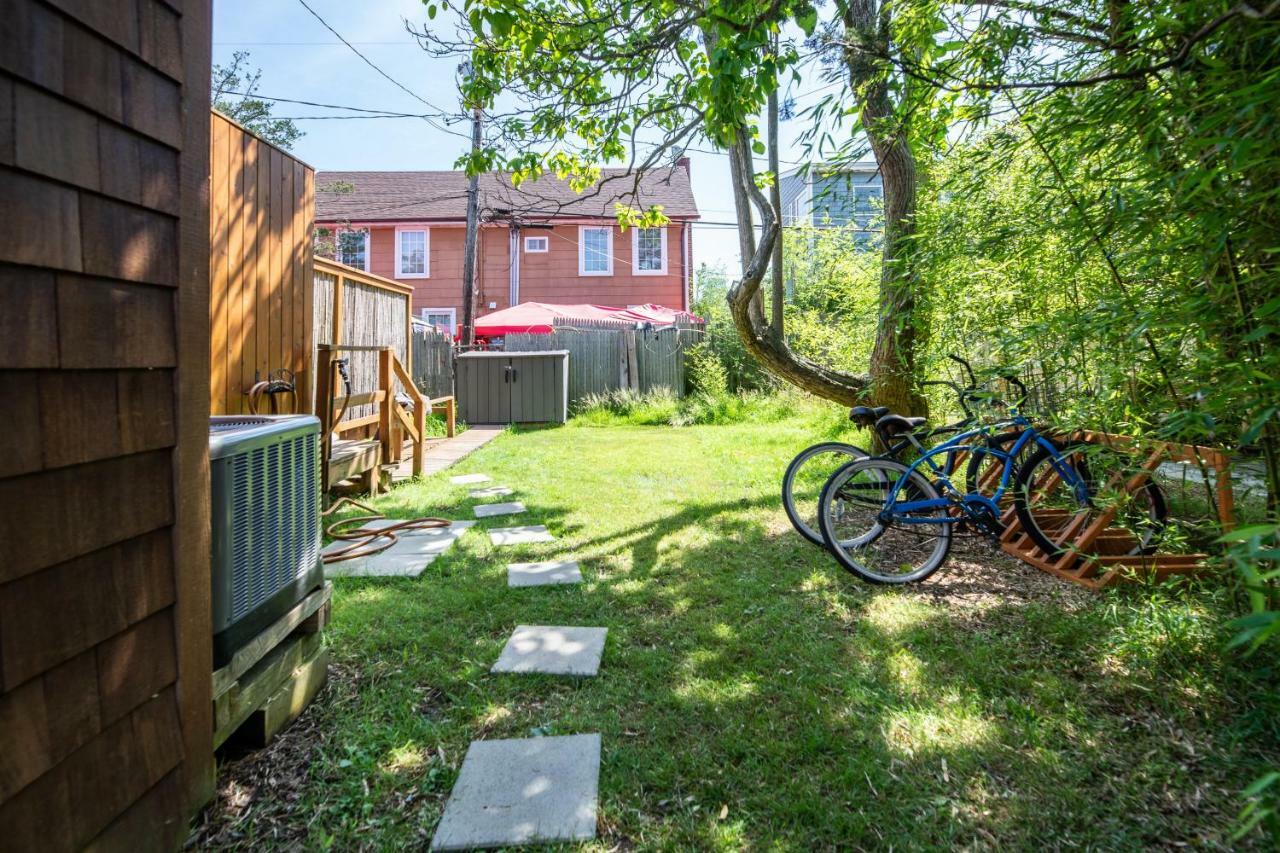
(294, 0, 471, 140)
(275, 114, 438, 120)
(217, 89, 435, 117)
(215, 41, 419, 46)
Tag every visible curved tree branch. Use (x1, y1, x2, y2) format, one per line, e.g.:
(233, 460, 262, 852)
(724, 131, 870, 404)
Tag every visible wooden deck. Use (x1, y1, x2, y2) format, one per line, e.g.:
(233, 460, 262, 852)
(390, 426, 507, 484)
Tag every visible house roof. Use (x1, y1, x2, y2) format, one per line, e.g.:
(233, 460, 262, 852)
(315, 166, 699, 223)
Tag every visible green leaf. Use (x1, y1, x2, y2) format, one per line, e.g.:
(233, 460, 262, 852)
(1218, 524, 1279, 543)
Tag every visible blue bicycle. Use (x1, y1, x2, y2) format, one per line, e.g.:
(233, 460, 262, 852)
(816, 376, 1166, 584)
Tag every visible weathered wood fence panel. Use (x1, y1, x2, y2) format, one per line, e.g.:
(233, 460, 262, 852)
(503, 323, 703, 406)
(313, 258, 412, 425)
(637, 328, 700, 394)
(209, 111, 315, 415)
(411, 323, 455, 399)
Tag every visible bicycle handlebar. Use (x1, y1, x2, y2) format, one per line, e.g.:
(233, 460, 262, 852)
(920, 379, 974, 418)
(947, 353, 978, 387)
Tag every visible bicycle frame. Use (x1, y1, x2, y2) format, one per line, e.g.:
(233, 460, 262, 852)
(882, 413, 1087, 526)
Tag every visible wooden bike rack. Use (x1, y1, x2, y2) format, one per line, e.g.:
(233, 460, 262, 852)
(987, 431, 1235, 590)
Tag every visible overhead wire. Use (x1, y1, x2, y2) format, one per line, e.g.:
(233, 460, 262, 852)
(294, 0, 472, 140)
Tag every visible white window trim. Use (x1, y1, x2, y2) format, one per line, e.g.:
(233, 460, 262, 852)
(419, 307, 456, 335)
(336, 228, 370, 272)
(524, 235, 549, 253)
(395, 224, 430, 279)
(578, 225, 613, 276)
(631, 226, 668, 276)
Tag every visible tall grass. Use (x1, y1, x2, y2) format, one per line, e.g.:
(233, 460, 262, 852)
(569, 387, 863, 435)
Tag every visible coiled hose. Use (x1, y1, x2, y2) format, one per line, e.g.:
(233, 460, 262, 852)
(320, 497, 452, 564)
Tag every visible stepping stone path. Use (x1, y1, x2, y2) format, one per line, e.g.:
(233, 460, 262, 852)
(429, 734, 601, 850)
(434, 471, 609, 848)
(507, 561, 582, 587)
(472, 501, 525, 519)
(468, 486, 513, 498)
(488, 524, 555, 546)
(323, 520, 475, 579)
(450, 473, 491, 485)
(491, 626, 607, 676)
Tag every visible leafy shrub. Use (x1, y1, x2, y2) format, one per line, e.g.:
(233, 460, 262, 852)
(570, 388, 835, 428)
(684, 341, 730, 397)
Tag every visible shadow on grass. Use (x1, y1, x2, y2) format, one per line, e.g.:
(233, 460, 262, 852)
(199, 446, 1279, 850)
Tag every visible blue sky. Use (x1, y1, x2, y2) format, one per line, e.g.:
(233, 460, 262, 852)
(213, 0, 846, 273)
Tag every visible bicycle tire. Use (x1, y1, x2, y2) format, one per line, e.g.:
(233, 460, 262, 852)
(1018, 438, 1172, 558)
(1013, 442, 1168, 558)
(782, 441, 871, 545)
(818, 457, 953, 584)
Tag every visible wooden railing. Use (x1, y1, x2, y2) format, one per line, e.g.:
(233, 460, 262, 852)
(315, 343, 456, 491)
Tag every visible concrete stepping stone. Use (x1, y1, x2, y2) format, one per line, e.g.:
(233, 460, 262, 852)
(450, 473, 491, 485)
(491, 625, 607, 676)
(323, 520, 475, 579)
(430, 734, 600, 850)
(473, 501, 525, 519)
(488, 525, 555, 546)
(507, 561, 582, 587)
(468, 486, 513, 498)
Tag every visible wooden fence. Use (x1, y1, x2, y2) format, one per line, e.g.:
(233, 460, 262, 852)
(210, 111, 315, 415)
(411, 321, 455, 399)
(503, 322, 703, 406)
(313, 257, 412, 425)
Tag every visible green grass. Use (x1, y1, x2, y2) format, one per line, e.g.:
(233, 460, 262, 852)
(569, 388, 806, 428)
(204, 416, 1280, 850)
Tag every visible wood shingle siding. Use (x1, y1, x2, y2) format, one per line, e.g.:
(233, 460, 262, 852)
(0, 0, 213, 849)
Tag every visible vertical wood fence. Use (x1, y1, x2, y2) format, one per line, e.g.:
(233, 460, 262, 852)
(411, 321, 455, 399)
(503, 321, 703, 406)
(209, 111, 315, 415)
(313, 257, 412, 425)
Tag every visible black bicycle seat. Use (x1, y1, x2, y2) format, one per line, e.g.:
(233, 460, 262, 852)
(875, 413, 927, 437)
(849, 405, 890, 425)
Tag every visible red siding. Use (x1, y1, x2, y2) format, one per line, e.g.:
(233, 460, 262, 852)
(331, 220, 693, 321)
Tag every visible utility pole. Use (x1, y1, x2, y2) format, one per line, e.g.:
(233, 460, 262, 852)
(460, 102, 481, 347)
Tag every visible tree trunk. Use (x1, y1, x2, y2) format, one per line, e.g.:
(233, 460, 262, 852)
(843, 0, 926, 416)
(768, 47, 785, 335)
(725, 132, 869, 404)
(698, 26, 867, 406)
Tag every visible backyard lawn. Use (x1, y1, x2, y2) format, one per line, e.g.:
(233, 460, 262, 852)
(196, 414, 1280, 850)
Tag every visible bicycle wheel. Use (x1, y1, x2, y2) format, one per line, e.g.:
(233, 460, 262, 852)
(964, 430, 1038, 500)
(1013, 442, 1168, 558)
(782, 441, 871, 546)
(818, 458, 953, 584)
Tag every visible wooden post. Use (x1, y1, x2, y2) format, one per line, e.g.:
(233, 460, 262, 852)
(315, 345, 333, 493)
(446, 397, 456, 437)
(412, 393, 425, 477)
(625, 330, 640, 393)
(405, 291, 413, 381)
(331, 272, 345, 348)
(378, 347, 392, 473)
(1212, 449, 1235, 532)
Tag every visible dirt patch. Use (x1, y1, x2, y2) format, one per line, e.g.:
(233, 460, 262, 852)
(911, 538, 1093, 611)
(187, 664, 354, 850)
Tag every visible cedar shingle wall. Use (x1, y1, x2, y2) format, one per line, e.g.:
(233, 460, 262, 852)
(0, 0, 213, 849)
(209, 112, 314, 416)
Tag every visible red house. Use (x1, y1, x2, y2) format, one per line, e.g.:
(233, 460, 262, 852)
(314, 163, 700, 335)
